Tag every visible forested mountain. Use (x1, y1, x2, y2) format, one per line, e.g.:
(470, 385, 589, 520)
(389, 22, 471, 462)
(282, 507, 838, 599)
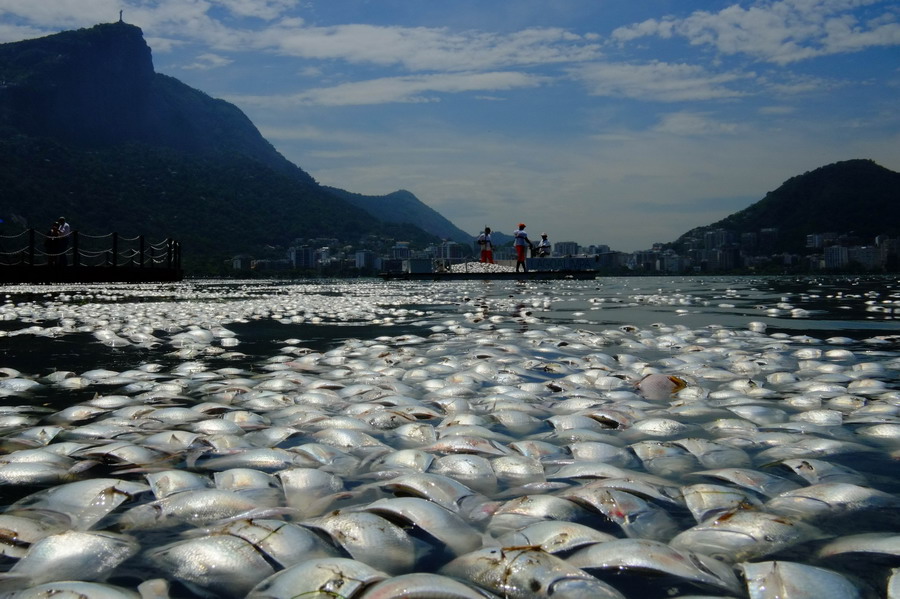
(0, 22, 452, 271)
(671, 159, 900, 254)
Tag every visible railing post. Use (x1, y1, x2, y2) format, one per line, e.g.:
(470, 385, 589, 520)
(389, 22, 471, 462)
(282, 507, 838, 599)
(166, 239, 173, 270)
(111, 233, 118, 268)
(139, 235, 145, 268)
(71, 231, 79, 267)
(28, 229, 35, 266)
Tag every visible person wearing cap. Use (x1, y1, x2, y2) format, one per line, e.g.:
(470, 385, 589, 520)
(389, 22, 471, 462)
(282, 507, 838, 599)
(537, 232, 551, 257)
(513, 223, 532, 272)
(476, 227, 494, 264)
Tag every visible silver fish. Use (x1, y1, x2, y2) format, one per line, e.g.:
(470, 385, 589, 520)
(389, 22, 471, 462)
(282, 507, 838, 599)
(1, 530, 139, 589)
(765, 482, 900, 521)
(147, 533, 275, 598)
(670, 509, 824, 562)
(568, 538, 743, 595)
(440, 546, 626, 599)
(246, 557, 386, 599)
(560, 484, 680, 541)
(358, 572, 494, 599)
(495, 520, 617, 555)
(304, 510, 416, 575)
(363, 496, 483, 556)
(740, 560, 862, 599)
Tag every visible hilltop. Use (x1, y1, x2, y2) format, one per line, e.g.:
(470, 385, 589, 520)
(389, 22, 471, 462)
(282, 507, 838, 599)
(0, 22, 460, 271)
(671, 159, 900, 255)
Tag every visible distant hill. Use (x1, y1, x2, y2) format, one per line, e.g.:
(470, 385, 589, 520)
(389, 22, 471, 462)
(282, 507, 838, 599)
(0, 22, 461, 271)
(326, 187, 474, 244)
(672, 159, 900, 254)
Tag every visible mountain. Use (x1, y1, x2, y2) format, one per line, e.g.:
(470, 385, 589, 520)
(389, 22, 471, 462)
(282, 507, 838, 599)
(0, 22, 457, 271)
(326, 187, 475, 244)
(672, 159, 900, 254)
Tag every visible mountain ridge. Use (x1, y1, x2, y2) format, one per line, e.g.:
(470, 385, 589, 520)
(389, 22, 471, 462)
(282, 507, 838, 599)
(0, 22, 459, 270)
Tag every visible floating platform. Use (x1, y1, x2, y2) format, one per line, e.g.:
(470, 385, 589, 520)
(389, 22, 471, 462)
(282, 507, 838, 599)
(379, 270, 598, 281)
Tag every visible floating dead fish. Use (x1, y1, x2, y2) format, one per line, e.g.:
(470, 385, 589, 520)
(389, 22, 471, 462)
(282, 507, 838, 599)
(246, 557, 387, 599)
(357, 572, 491, 599)
(636, 373, 688, 400)
(0, 530, 139, 590)
(303, 510, 416, 575)
(441, 546, 626, 599)
(496, 520, 617, 555)
(363, 496, 483, 557)
(740, 560, 862, 599)
(670, 509, 824, 562)
(567, 537, 743, 595)
(765, 482, 900, 521)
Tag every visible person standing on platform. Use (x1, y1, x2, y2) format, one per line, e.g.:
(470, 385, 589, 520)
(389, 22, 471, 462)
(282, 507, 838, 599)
(476, 227, 494, 264)
(56, 216, 71, 266)
(513, 223, 532, 272)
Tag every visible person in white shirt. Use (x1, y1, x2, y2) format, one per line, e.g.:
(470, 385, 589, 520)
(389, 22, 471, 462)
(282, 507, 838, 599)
(537, 233, 551, 257)
(513, 223, 532, 272)
(476, 227, 494, 264)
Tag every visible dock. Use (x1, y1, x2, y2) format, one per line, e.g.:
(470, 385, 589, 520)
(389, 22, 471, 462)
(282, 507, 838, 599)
(0, 229, 182, 284)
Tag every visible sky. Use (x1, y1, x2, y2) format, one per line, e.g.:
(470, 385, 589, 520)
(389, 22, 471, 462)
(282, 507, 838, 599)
(1, 1, 899, 251)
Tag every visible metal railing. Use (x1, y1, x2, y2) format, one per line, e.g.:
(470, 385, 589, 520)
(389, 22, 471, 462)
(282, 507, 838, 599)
(0, 229, 181, 271)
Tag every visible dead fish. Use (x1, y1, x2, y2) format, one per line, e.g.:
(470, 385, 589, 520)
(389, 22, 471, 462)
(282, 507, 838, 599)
(303, 510, 416, 575)
(740, 560, 862, 599)
(817, 532, 900, 559)
(119, 488, 280, 529)
(9, 478, 148, 530)
(441, 546, 626, 599)
(637, 373, 688, 400)
(211, 518, 341, 568)
(495, 520, 617, 555)
(146, 533, 276, 598)
(768, 458, 869, 486)
(560, 484, 680, 541)
(670, 509, 824, 563)
(0, 581, 142, 598)
(363, 497, 483, 556)
(357, 572, 492, 599)
(488, 495, 591, 536)
(246, 557, 386, 599)
(0, 512, 71, 558)
(765, 482, 900, 521)
(567, 537, 743, 595)
(682, 483, 763, 523)
(688, 467, 801, 498)
(0, 530, 139, 590)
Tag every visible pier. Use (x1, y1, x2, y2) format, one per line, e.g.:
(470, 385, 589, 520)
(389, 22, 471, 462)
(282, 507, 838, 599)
(0, 229, 182, 283)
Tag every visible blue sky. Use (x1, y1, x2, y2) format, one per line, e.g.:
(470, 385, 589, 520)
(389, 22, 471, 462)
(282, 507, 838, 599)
(2, 1, 898, 251)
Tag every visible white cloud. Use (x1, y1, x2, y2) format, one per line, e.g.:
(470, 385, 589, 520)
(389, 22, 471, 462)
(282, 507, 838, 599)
(653, 112, 743, 136)
(230, 71, 545, 107)
(182, 52, 234, 70)
(213, 0, 298, 21)
(611, 0, 900, 64)
(572, 61, 751, 101)
(252, 23, 601, 72)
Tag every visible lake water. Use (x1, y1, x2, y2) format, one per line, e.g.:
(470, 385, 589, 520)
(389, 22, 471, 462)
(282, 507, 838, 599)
(0, 274, 898, 597)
